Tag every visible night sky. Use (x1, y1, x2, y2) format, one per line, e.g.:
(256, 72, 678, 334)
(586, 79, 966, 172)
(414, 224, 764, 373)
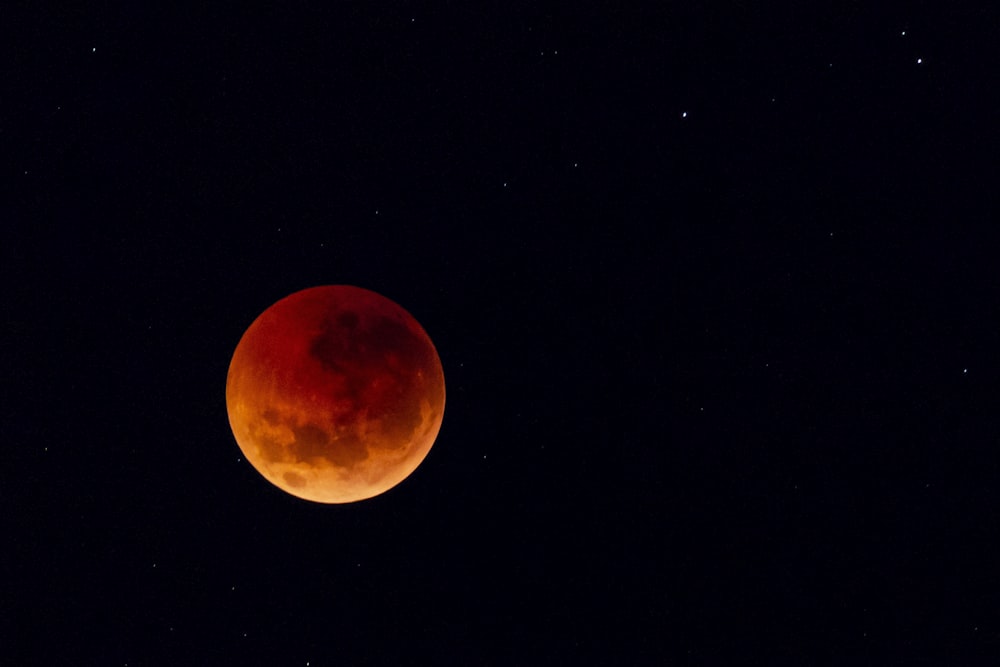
(5, 3, 1000, 664)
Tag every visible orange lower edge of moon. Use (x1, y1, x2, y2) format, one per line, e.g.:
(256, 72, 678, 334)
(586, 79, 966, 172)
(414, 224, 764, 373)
(226, 285, 445, 503)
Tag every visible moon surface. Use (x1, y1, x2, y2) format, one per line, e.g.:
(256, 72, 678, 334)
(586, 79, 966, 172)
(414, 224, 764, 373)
(226, 285, 445, 503)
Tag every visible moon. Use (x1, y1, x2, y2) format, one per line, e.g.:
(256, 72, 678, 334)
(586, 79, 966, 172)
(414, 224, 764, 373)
(226, 285, 445, 503)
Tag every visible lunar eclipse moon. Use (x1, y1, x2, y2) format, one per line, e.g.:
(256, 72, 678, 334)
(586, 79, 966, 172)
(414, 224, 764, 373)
(226, 286, 445, 503)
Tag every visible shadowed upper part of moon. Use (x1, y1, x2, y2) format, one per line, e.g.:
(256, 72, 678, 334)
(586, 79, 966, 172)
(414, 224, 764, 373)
(305, 304, 438, 445)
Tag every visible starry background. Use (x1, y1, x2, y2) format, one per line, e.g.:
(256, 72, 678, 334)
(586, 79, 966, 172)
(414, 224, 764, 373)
(4, 2, 1000, 665)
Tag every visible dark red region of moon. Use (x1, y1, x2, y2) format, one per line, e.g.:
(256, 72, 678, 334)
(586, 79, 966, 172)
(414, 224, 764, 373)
(226, 285, 445, 503)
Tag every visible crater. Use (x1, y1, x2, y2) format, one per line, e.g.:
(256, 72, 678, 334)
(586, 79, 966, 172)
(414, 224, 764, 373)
(283, 471, 307, 488)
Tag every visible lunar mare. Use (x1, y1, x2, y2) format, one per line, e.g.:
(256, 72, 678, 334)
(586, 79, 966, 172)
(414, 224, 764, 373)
(226, 286, 445, 503)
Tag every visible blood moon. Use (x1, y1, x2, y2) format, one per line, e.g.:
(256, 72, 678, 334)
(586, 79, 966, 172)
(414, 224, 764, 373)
(226, 286, 445, 503)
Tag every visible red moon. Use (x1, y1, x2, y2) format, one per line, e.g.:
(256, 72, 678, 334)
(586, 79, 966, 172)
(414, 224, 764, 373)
(226, 286, 445, 503)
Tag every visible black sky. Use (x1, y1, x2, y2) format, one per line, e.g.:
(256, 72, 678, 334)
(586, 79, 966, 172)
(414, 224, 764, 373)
(4, 2, 1000, 664)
